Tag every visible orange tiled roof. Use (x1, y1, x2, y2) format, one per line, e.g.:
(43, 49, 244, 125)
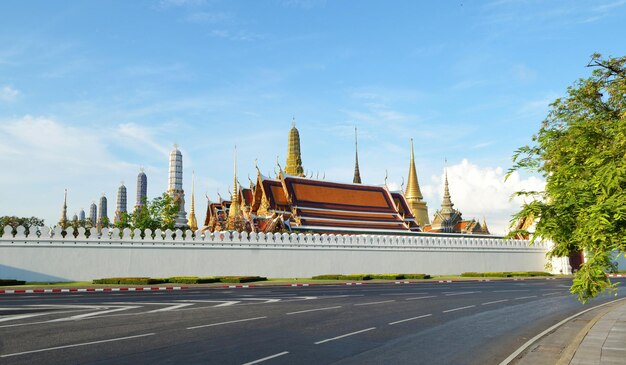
(282, 176, 413, 232)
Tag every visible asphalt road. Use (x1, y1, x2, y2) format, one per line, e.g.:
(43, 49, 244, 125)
(1, 278, 624, 365)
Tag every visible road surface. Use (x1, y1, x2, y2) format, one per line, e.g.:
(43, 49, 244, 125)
(1, 278, 623, 364)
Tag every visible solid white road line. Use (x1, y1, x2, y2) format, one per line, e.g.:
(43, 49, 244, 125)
(0, 307, 106, 323)
(445, 291, 478, 296)
(49, 306, 139, 321)
(314, 327, 376, 345)
(354, 300, 395, 306)
(242, 351, 290, 365)
(388, 314, 432, 325)
(187, 316, 267, 330)
(147, 303, 193, 313)
(514, 296, 538, 300)
(0, 333, 155, 358)
(405, 295, 437, 301)
(442, 305, 475, 313)
(499, 297, 626, 365)
(286, 306, 342, 315)
(482, 299, 509, 306)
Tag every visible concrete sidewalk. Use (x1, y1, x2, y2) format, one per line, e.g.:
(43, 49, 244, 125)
(512, 299, 626, 365)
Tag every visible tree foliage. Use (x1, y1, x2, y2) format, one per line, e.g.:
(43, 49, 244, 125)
(113, 193, 180, 234)
(507, 54, 626, 303)
(0, 216, 45, 236)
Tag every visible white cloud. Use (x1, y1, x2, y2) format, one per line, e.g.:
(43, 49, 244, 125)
(422, 159, 544, 235)
(0, 85, 20, 102)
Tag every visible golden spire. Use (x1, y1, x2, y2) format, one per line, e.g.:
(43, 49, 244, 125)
(188, 171, 198, 231)
(59, 189, 68, 229)
(440, 167, 455, 214)
(405, 139, 430, 226)
(405, 139, 423, 200)
(353, 127, 362, 184)
(285, 118, 305, 177)
(228, 146, 241, 220)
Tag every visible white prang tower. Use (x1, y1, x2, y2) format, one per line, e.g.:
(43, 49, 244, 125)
(168, 144, 187, 228)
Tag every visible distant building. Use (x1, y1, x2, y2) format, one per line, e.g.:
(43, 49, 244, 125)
(168, 145, 187, 228)
(89, 202, 97, 226)
(422, 170, 489, 235)
(97, 194, 108, 228)
(114, 183, 127, 223)
(78, 209, 85, 222)
(135, 169, 147, 211)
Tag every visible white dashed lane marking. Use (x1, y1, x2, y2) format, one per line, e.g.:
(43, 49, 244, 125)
(314, 327, 376, 345)
(388, 314, 432, 325)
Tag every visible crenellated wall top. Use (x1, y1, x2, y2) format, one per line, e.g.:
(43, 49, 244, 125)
(0, 225, 549, 251)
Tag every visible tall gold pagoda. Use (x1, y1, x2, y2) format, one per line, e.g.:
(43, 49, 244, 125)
(285, 119, 305, 177)
(227, 147, 241, 225)
(187, 172, 198, 231)
(405, 139, 429, 226)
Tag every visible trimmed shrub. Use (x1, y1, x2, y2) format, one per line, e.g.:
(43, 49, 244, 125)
(166, 277, 221, 284)
(311, 274, 373, 281)
(370, 274, 405, 280)
(460, 271, 552, 278)
(0, 279, 26, 286)
(217, 276, 267, 283)
(403, 274, 431, 279)
(92, 277, 167, 285)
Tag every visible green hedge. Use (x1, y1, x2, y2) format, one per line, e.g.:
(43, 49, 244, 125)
(166, 277, 220, 284)
(92, 277, 167, 285)
(0, 279, 26, 286)
(311, 273, 431, 280)
(460, 272, 553, 278)
(92, 276, 267, 285)
(403, 274, 431, 279)
(217, 276, 267, 283)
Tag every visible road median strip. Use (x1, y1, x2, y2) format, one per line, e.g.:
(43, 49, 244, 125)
(0, 286, 186, 294)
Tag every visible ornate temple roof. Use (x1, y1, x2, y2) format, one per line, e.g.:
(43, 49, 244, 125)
(280, 174, 415, 233)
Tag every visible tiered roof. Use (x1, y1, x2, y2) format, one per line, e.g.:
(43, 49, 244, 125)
(281, 174, 418, 233)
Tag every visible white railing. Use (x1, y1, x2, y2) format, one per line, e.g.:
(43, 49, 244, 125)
(0, 225, 548, 252)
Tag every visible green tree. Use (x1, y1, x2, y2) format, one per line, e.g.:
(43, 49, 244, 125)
(507, 54, 626, 303)
(130, 193, 180, 234)
(0, 216, 45, 236)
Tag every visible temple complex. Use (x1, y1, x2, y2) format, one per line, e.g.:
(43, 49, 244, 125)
(202, 122, 422, 234)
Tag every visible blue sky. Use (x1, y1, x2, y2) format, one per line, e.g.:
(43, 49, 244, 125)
(1, 0, 625, 233)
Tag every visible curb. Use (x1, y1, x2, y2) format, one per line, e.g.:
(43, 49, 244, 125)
(498, 297, 626, 365)
(0, 276, 565, 292)
(222, 285, 256, 288)
(0, 286, 188, 294)
(607, 274, 625, 278)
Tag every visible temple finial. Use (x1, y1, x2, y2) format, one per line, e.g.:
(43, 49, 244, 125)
(187, 170, 198, 231)
(353, 126, 362, 184)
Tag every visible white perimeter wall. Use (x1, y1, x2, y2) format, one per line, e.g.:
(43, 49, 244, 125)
(0, 226, 552, 282)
